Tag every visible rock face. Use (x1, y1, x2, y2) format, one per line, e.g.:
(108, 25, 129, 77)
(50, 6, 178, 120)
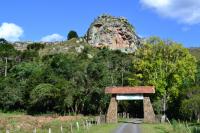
(86, 15, 140, 53)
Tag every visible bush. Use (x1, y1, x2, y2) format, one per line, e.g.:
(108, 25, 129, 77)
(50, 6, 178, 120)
(27, 43, 45, 51)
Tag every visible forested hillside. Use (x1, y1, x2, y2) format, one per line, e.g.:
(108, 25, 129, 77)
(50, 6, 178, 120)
(0, 37, 199, 121)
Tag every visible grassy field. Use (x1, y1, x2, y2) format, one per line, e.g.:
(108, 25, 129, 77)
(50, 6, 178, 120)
(142, 123, 173, 133)
(1, 112, 200, 133)
(77, 123, 119, 133)
(0, 112, 119, 133)
(142, 122, 200, 133)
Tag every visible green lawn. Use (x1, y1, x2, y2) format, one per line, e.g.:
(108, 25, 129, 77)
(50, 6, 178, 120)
(141, 123, 200, 133)
(77, 123, 119, 133)
(141, 123, 173, 133)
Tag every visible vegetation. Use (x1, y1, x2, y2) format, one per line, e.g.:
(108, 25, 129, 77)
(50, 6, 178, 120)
(0, 111, 119, 133)
(0, 37, 199, 124)
(77, 123, 119, 133)
(67, 30, 79, 40)
(189, 48, 200, 61)
(129, 37, 198, 119)
(142, 121, 200, 133)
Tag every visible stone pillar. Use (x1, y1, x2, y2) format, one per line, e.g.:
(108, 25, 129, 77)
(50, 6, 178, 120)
(143, 96, 155, 123)
(106, 95, 118, 123)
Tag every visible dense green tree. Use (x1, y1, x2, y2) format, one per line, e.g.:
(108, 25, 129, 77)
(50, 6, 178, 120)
(195, 60, 200, 85)
(181, 86, 200, 122)
(0, 38, 8, 44)
(29, 83, 60, 113)
(0, 77, 23, 110)
(0, 41, 20, 77)
(67, 30, 78, 40)
(0, 36, 198, 120)
(27, 43, 45, 51)
(129, 38, 197, 118)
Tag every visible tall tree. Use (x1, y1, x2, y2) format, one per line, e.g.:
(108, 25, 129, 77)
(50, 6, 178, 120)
(181, 86, 200, 122)
(67, 30, 78, 40)
(129, 37, 197, 119)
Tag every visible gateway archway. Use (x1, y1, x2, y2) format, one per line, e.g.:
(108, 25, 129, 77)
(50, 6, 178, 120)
(105, 86, 155, 123)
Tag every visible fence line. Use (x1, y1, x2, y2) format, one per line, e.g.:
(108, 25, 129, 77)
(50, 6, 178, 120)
(3, 115, 106, 133)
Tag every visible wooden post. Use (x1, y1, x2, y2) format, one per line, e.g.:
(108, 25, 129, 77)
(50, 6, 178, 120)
(86, 120, 89, 129)
(48, 128, 51, 133)
(60, 125, 63, 133)
(33, 128, 37, 133)
(70, 123, 73, 133)
(6, 129, 9, 133)
(76, 122, 79, 131)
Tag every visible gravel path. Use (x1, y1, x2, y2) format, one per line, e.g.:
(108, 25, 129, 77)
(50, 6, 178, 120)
(113, 119, 142, 133)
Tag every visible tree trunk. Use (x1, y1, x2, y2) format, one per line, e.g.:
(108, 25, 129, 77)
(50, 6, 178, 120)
(161, 92, 167, 123)
(4, 57, 7, 77)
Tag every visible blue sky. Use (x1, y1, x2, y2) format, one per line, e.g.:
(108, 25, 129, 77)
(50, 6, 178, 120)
(0, 0, 200, 47)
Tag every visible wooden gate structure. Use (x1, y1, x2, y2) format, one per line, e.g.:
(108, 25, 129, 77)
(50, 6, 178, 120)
(105, 86, 155, 123)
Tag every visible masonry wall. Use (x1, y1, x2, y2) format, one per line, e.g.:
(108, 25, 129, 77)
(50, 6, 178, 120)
(106, 95, 118, 123)
(143, 96, 155, 123)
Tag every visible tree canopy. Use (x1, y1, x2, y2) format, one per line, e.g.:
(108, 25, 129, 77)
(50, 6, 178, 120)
(0, 37, 199, 121)
(67, 30, 78, 40)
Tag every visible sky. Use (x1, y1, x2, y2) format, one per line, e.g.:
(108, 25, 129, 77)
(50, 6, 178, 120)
(0, 0, 200, 47)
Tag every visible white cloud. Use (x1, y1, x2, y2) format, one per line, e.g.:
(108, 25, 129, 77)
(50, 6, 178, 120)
(0, 22, 23, 41)
(140, 0, 200, 24)
(41, 34, 64, 42)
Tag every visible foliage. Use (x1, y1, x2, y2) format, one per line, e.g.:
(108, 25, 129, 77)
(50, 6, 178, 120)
(129, 38, 197, 118)
(0, 41, 17, 57)
(189, 48, 200, 61)
(27, 43, 45, 51)
(129, 39, 196, 98)
(0, 38, 8, 44)
(0, 37, 199, 121)
(0, 77, 23, 110)
(129, 37, 196, 117)
(181, 86, 200, 121)
(67, 30, 78, 40)
(195, 60, 200, 86)
(29, 83, 60, 113)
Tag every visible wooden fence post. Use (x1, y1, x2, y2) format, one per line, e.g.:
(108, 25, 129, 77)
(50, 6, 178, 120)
(6, 129, 9, 133)
(83, 121, 86, 129)
(33, 128, 37, 133)
(86, 120, 89, 129)
(60, 125, 63, 133)
(48, 128, 51, 133)
(70, 123, 73, 133)
(76, 122, 79, 131)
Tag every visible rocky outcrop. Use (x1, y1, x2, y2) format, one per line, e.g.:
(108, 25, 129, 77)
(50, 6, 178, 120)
(86, 15, 141, 53)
